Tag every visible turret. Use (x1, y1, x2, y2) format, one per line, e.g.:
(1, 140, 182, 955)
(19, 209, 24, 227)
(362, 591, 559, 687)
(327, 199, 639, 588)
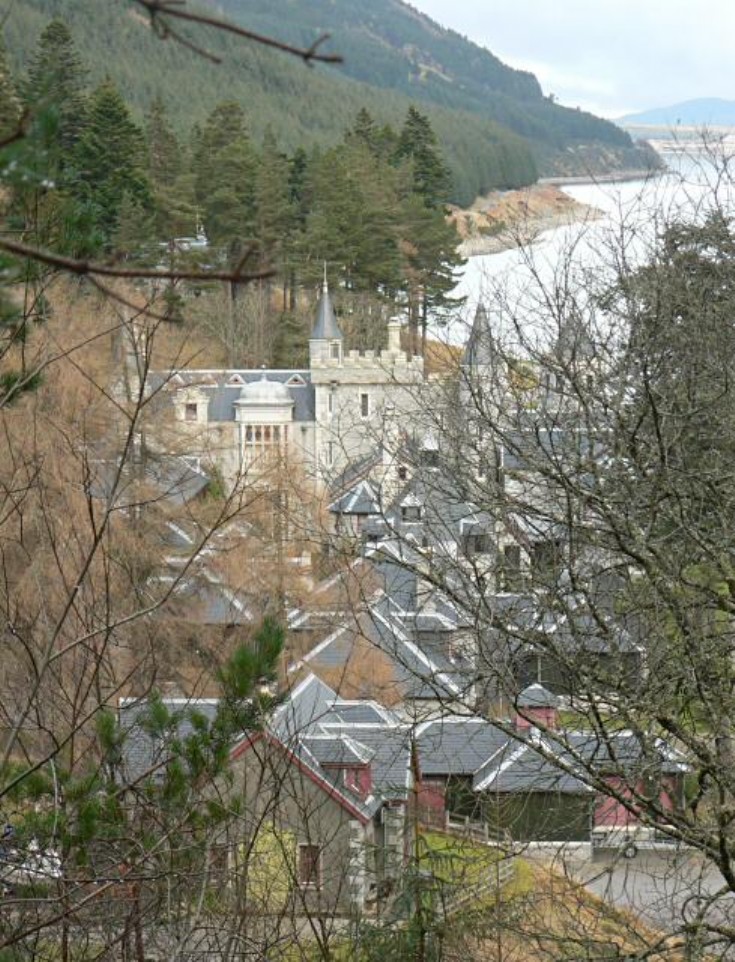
(309, 273, 343, 365)
(462, 302, 495, 370)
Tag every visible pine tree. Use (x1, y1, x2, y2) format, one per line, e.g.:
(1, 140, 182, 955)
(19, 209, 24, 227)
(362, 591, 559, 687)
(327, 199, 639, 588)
(146, 95, 181, 188)
(193, 101, 248, 210)
(204, 136, 259, 244)
(397, 192, 465, 354)
(23, 19, 88, 166)
(72, 80, 151, 245)
(0, 34, 20, 140)
(254, 130, 293, 270)
(395, 106, 452, 208)
(145, 96, 193, 239)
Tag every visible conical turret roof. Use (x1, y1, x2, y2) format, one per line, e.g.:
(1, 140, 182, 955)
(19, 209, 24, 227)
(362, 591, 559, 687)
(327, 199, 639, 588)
(462, 302, 495, 368)
(310, 276, 343, 340)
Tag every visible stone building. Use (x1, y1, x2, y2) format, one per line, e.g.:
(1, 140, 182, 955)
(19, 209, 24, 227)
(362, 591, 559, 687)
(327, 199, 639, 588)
(156, 280, 424, 491)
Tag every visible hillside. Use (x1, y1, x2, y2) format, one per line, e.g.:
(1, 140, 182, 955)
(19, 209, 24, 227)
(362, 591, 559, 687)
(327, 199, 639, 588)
(4, 0, 656, 204)
(621, 98, 735, 128)
(212, 0, 656, 172)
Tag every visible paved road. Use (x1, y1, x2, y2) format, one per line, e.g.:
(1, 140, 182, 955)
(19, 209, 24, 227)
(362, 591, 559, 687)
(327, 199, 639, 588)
(531, 845, 735, 955)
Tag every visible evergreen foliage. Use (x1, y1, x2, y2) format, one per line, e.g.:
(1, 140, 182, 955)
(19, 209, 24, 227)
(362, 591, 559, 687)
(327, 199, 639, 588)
(396, 106, 452, 207)
(2, 0, 548, 204)
(0, 36, 20, 139)
(72, 80, 151, 245)
(23, 19, 87, 170)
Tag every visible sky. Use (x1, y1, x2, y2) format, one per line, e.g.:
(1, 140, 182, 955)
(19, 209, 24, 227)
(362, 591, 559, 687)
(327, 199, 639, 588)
(411, 0, 734, 118)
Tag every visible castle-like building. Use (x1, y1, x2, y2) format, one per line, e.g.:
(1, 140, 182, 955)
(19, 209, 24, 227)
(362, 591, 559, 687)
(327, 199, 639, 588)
(160, 280, 424, 490)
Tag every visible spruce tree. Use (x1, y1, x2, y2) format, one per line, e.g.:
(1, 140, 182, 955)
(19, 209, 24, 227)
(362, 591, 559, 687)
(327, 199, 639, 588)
(0, 34, 20, 140)
(254, 130, 293, 270)
(24, 19, 88, 165)
(395, 106, 452, 208)
(145, 96, 194, 239)
(193, 102, 248, 210)
(146, 95, 181, 188)
(72, 80, 151, 245)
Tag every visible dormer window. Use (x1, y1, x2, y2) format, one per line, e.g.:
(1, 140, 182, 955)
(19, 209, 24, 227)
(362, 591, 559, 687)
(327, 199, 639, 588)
(184, 402, 198, 422)
(402, 505, 422, 523)
(464, 532, 491, 556)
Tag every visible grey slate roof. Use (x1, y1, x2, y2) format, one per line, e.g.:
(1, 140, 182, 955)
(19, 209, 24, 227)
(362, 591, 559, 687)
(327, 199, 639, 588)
(316, 723, 412, 802)
(517, 684, 558, 709)
(148, 369, 315, 424)
(329, 480, 381, 516)
(473, 738, 592, 794)
(310, 282, 343, 340)
(272, 673, 341, 742)
(89, 454, 209, 508)
(206, 377, 315, 423)
(416, 718, 507, 776)
(462, 303, 496, 368)
(303, 734, 374, 766)
(118, 697, 220, 784)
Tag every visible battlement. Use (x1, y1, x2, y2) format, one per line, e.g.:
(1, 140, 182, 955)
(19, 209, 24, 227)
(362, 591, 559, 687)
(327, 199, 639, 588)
(313, 347, 423, 369)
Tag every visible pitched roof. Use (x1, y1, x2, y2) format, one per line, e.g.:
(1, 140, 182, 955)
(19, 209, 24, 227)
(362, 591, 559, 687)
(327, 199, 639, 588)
(310, 280, 343, 340)
(517, 684, 558, 709)
(462, 303, 495, 368)
(473, 736, 592, 795)
(416, 717, 507, 776)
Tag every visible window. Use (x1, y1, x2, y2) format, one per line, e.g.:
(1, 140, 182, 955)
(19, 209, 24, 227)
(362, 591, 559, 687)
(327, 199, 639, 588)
(401, 505, 422, 523)
(502, 544, 522, 591)
(184, 402, 197, 422)
(532, 539, 563, 583)
(344, 768, 359, 792)
(398, 466, 408, 481)
(330, 342, 341, 360)
(360, 393, 370, 418)
(326, 442, 334, 466)
(465, 532, 491, 556)
(421, 448, 439, 468)
(328, 391, 334, 415)
(298, 844, 321, 887)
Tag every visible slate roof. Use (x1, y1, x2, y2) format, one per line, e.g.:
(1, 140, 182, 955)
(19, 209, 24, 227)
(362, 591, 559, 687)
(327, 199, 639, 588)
(272, 673, 342, 742)
(310, 282, 343, 340)
(89, 454, 210, 508)
(148, 370, 316, 424)
(416, 717, 507, 776)
(473, 737, 592, 794)
(118, 697, 220, 784)
(329, 480, 381, 516)
(150, 571, 254, 625)
(517, 684, 558, 709)
(462, 303, 496, 369)
(303, 733, 374, 766)
(315, 723, 412, 802)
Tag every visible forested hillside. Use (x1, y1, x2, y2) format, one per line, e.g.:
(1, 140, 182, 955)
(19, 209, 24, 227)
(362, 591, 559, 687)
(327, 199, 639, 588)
(213, 0, 635, 156)
(4, 0, 655, 204)
(3, 0, 535, 205)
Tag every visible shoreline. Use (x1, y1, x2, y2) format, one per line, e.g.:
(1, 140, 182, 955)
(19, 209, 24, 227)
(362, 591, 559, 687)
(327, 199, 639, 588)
(449, 183, 604, 259)
(538, 167, 664, 186)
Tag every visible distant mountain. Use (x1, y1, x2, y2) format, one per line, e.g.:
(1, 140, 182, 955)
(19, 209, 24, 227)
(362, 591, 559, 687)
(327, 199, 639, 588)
(5, 0, 658, 204)
(620, 98, 735, 128)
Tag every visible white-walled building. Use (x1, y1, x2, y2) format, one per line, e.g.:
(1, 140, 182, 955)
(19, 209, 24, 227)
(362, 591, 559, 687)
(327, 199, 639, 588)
(152, 280, 424, 490)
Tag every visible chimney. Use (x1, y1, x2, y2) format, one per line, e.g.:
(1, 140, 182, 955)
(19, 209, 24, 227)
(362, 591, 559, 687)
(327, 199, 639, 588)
(387, 316, 402, 354)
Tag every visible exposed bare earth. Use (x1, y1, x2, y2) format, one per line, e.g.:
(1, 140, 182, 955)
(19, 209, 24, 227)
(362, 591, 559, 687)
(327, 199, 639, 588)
(447, 183, 603, 257)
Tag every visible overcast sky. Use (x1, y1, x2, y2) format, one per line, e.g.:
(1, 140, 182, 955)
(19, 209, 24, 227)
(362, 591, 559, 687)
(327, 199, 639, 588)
(411, 0, 734, 118)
